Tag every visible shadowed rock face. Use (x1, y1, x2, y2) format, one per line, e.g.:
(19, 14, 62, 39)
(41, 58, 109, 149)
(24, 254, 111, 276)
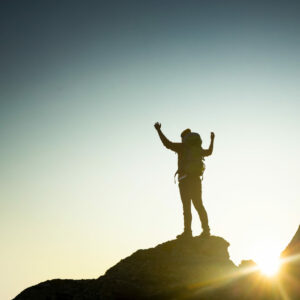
(280, 226, 300, 298)
(13, 228, 300, 300)
(14, 236, 238, 299)
(281, 225, 300, 258)
(100, 235, 237, 299)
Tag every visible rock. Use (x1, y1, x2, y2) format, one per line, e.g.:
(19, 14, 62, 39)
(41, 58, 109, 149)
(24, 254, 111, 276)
(280, 225, 300, 299)
(281, 225, 300, 258)
(99, 235, 237, 299)
(13, 227, 300, 300)
(14, 235, 237, 299)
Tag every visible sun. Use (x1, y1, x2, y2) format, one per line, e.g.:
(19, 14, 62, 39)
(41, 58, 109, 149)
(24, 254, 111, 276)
(257, 257, 281, 276)
(250, 241, 283, 277)
(254, 253, 281, 277)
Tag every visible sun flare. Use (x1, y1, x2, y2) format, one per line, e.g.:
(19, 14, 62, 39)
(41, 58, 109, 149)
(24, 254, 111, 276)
(258, 259, 280, 276)
(255, 254, 281, 277)
(250, 241, 283, 277)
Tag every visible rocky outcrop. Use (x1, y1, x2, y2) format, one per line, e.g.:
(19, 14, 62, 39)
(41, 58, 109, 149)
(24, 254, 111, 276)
(281, 225, 300, 258)
(14, 235, 238, 299)
(98, 235, 237, 299)
(279, 226, 300, 299)
(13, 227, 300, 299)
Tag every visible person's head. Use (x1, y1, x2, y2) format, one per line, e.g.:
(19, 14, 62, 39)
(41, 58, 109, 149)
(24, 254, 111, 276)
(181, 128, 191, 141)
(181, 129, 202, 145)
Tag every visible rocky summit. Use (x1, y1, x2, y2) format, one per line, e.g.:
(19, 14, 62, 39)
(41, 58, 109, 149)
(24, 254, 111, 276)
(14, 235, 238, 299)
(13, 228, 300, 299)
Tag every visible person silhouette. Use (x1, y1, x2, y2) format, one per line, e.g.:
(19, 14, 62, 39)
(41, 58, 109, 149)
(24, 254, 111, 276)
(154, 122, 215, 239)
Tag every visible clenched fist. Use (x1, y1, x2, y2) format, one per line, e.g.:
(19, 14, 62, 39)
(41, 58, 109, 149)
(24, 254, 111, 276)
(154, 122, 161, 131)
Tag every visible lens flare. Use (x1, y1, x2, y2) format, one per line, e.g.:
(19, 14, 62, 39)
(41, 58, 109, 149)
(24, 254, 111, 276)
(256, 255, 281, 276)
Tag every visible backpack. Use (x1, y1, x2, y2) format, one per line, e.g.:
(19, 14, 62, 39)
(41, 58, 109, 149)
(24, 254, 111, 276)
(181, 132, 205, 177)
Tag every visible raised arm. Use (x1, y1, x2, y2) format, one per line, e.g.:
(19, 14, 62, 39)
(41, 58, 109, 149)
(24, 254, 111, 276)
(202, 132, 215, 157)
(154, 122, 181, 152)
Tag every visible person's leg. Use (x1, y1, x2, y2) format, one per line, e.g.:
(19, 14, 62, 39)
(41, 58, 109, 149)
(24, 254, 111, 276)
(178, 179, 192, 235)
(190, 177, 210, 234)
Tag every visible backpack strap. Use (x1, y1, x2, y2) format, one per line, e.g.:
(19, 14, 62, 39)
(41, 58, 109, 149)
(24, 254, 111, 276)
(174, 170, 178, 184)
(174, 170, 191, 183)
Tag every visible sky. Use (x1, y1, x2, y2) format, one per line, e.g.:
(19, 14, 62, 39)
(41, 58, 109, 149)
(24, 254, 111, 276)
(1, 0, 300, 299)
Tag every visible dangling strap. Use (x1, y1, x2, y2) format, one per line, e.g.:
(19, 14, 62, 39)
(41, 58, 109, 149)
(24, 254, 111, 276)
(174, 170, 178, 184)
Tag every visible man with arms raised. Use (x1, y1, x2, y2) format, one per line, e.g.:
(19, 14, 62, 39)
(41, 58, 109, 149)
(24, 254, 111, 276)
(154, 122, 215, 239)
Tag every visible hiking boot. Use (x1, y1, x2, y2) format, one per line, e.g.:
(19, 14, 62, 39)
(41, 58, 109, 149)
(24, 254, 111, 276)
(176, 231, 192, 239)
(199, 230, 210, 238)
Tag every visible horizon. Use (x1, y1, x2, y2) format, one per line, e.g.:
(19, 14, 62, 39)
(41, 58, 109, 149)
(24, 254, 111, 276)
(1, 1, 300, 299)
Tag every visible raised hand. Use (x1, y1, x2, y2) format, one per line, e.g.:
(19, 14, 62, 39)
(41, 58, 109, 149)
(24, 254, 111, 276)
(154, 122, 161, 131)
(210, 132, 215, 139)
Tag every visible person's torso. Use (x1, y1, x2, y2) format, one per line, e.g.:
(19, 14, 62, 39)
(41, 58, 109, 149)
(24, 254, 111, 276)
(176, 144, 204, 178)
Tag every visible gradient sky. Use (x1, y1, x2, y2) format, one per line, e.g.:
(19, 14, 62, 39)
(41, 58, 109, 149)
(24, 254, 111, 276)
(1, 1, 300, 299)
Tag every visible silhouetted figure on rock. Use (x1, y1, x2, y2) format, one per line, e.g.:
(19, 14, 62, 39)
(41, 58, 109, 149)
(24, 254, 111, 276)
(154, 122, 215, 239)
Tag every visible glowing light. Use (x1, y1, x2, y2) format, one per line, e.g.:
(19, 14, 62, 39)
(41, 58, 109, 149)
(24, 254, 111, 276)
(249, 241, 283, 277)
(255, 255, 281, 277)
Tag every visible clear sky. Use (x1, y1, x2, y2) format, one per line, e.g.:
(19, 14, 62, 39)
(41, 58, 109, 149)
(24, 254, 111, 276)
(1, 1, 300, 299)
